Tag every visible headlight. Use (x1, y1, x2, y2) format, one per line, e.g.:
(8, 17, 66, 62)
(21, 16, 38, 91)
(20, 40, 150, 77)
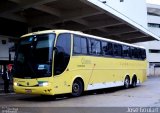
(14, 82, 18, 86)
(38, 82, 49, 86)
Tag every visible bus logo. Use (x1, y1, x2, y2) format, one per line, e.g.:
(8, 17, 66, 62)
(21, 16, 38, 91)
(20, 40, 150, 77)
(27, 82, 29, 86)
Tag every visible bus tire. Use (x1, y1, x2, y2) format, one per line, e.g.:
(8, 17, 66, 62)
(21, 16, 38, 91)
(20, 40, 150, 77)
(131, 75, 137, 88)
(72, 79, 83, 97)
(124, 76, 130, 89)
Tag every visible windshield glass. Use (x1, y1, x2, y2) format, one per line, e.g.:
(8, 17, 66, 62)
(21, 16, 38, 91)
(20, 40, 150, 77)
(13, 33, 55, 78)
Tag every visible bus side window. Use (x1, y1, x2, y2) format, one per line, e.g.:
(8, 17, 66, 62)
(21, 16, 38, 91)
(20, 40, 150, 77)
(137, 49, 142, 59)
(73, 35, 81, 54)
(107, 42, 113, 56)
(73, 35, 87, 54)
(54, 33, 71, 75)
(141, 49, 146, 60)
(135, 48, 139, 59)
(131, 47, 136, 59)
(113, 44, 122, 57)
(102, 41, 113, 56)
(88, 38, 101, 55)
(122, 45, 130, 58)
(102, 41, 108, 55)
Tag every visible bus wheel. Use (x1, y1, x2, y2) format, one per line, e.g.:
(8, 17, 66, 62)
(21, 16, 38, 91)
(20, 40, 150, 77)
(124, 76, 130, 89)
(131, 76, 137, 88)
(72, 79, 83, 97)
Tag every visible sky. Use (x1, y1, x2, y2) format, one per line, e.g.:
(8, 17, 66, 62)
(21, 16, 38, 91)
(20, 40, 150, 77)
(146, 0, 160, 5)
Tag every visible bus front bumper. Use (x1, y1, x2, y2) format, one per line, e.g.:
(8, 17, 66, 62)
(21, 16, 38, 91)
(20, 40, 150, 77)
(13, 85, 55, 95)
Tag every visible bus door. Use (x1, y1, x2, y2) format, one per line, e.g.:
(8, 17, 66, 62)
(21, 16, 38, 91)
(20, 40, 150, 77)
(53, 33, 71, 93)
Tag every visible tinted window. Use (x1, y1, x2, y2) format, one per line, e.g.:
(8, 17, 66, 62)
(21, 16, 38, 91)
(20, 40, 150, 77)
(135, 48, 139, 59)
(137, 48, 145, 60)
(113, 44, 122, 57)
(122, 45, 130, 58)
(13, 34, 55, 78)
(73, 35, 87, 54)
(102, 41, 108, 55)
(54, 33, 71, 75)
(88, 39, 101, 55)
(141, 49, 146, 60)
(131, 47, 136, 59)
(102, 41, 113, 56)
(131, 47, 142, 59)
(107, 42, 113, 55)
(137, 49, 141, 59)
(56, 34, 71, 55)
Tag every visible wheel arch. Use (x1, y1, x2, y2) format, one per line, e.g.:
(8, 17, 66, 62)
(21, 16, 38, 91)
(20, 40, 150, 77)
(71, 75, 85, 91)
(132, 74, 137, 84)
(132, 74, 137, 80)
(124, 74, 130, 81)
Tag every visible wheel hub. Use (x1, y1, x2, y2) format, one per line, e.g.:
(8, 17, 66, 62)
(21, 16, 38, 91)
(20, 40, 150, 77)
(73, 83, 79, 93)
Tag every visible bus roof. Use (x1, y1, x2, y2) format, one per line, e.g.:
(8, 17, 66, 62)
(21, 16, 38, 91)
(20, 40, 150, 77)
(21, 30, 145, 49)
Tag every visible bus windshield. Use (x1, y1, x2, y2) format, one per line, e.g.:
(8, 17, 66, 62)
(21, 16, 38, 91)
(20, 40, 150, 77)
(13, 33, 55, 78)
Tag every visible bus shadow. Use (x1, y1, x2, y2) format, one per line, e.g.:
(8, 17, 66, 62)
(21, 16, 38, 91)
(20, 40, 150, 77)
(17, 86, 139, 102)
(84, 86, 127, 96)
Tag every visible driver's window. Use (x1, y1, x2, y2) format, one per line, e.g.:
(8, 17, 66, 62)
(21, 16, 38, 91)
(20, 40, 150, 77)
(54, 33, 71, 75)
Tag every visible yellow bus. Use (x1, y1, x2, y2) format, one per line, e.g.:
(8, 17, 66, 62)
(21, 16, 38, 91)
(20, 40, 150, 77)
(13, 30, 147, 96)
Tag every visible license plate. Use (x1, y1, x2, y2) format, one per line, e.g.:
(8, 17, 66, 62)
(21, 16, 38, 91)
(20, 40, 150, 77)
(25, 89, 32, 93)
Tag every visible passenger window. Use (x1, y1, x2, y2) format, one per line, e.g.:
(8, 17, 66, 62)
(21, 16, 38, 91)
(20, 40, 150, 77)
(113, 44, 122, 57)
(107, 42, 113, 55)
(102, 41, 113, 56)
(73, 35, 87, 54)
(137, 49, 141, 59)
(135, 48, 139, 59)
(131, 47, 134, 58)
(131, 47, 136, 59)
(89, 39, 101, 55)
(122, 45, 130, 58)
(102, 41, 108, 55)
(137, 48, 146, 60)
(131, 47, 140, 59)
(141, 49, 146, 60)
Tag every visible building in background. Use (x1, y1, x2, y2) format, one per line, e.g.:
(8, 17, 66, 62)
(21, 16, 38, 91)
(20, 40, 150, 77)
(135, 3, 160, 76)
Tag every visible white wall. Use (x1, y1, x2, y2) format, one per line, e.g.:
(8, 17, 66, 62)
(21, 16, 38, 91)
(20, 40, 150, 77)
(148, 15, 160, 24)
(148, 27, 160, 36)
(0, 36, 14, 61)
(101, 0, 148, 28)
(147, 15, 160, 36)
(147, 4, 160, 36)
